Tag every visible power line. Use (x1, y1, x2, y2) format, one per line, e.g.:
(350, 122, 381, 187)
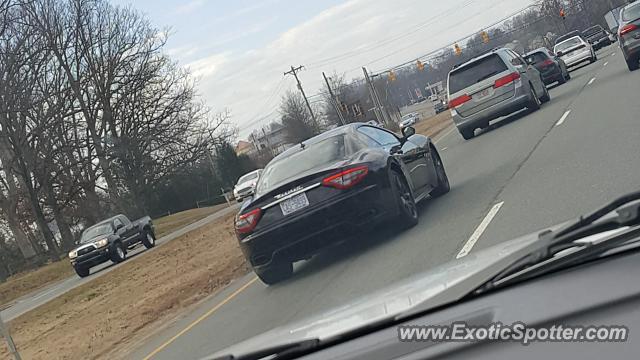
(306, 0, 480, 69)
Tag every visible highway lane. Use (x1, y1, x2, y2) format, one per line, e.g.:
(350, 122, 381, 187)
(0, 203, 240, 322)
(133, 47, 635, 360)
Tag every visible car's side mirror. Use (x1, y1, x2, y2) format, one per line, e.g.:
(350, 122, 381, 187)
(556, 51, 564, 57)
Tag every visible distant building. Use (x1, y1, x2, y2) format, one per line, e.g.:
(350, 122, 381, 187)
(235, 140, 254, 156)
(251, 122, 293, 156)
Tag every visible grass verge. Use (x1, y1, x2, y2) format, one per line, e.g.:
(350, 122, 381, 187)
(1, 211, 248, 360)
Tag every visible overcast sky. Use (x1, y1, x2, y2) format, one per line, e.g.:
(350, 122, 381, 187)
(113, 0, 534, 139)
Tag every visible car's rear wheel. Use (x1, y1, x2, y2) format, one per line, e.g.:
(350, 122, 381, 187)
(142, 231, 156, 249)
(626, 57, 639, 71)
(430, 147, 450, 197)
(459, 128, 474, 140)
(255, 261, 293, 285)
(590, 51, 597, 63)
(110, 242, 126, 263)
(539, 82, 551, 104)
(74, 266, 89, 278)
(526, 85, 541, 112)
(390, 170, 418, 229)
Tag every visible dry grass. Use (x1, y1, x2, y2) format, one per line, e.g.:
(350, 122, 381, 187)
(1, 211, 249, 360)
(0, 204, 230, 312)
(153, 203, 229, 238)
(0, 259, 73, 308)
(414, 111, 454, 140)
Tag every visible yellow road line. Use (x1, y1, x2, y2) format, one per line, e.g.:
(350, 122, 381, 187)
(143, 276, 259, 360)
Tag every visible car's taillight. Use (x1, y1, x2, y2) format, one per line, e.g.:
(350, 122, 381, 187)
(620, 24, 638, 36)
(322, 165, 369, 190)
(449, 94, 472, 108)
(541, 59, 554, 67)
(235, 208, 262, 234)
(494, 72, 521, 88)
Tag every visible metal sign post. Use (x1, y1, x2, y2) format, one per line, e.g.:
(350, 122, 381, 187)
(0, 312, 21, 360)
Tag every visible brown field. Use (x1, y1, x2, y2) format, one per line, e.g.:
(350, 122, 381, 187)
(1, 211, 248, 360)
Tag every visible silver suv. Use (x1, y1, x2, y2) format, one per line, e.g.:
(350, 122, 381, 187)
(447, 48, 550, 140)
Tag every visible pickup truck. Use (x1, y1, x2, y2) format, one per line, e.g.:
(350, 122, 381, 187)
(68, 214, 156, 277)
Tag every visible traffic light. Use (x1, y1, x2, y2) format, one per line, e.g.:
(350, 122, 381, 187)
(454, 43, 462, 56)
(560, 8, 566, 19)
(481, 31, 490, 44)
(416, 60, 425, 71)
(388, 70, 397, 82)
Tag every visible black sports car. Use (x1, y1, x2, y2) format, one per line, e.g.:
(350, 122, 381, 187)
(234, 123, 450, 285)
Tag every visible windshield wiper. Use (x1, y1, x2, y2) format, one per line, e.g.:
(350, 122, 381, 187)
(475, 190, 640, 294)
(210, 338, 320, 360)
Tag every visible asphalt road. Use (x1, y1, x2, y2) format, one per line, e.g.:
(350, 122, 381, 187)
(0, 204, 240, 322)
(133, 46, 640, 360)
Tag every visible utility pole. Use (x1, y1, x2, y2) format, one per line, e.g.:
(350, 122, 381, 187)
(284, 65, 317, 127)
(1, 313, 21, 360)
(322, 72, 346, 126)
(363, 67, 393, 126)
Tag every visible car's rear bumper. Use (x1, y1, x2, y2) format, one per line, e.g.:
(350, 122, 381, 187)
(451, 82, 530, 131)
(239, 183, 395, 269)
(622, 41, 640, 60)
(71, 247, 111, 268)
(591, 37, 612, 49)
(563, 50, 592, 67)
(540, 66, 563, 84)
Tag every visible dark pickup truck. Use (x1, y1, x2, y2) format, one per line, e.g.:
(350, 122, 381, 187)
(68, 214, 156, 277)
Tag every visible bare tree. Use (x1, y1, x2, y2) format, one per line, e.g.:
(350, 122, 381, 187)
(280, 90, 320, 144)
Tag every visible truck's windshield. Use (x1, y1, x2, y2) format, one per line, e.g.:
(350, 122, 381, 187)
(80, 224, 113, 243)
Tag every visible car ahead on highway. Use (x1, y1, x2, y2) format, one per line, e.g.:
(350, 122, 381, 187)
(213, 191, 640, 360)
(434, 99, 448, 114)
(399, 112, 419, 128)
(583, 24, 613, 50)
(234, 123, 450, 284)
(619, 1, 640, 71)
(524, 48, 571, 85)
(68, 214, 155, 277)
(447, 47, 550, 140)
(233, 169, 263, 202)
(554, 30, 582, 46)
(554, 35, 597, 68)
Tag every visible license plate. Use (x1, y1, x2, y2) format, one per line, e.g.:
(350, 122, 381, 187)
(474, 88, 492, 100)
(280, 193, 309, 216)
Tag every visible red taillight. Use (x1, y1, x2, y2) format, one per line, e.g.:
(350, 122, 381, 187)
(620, 24, 638, 36)
(235, 208, 262, 234)
(449, 94, 472, 108)
(541, 59, 554, 67)
(322, 165, 369, 190)
(494, 72, 521, 88)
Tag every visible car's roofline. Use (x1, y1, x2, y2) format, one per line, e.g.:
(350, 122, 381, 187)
(524, 48, 550, 56)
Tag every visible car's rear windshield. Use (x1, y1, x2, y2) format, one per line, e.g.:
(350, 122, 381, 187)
(554, 37, 582, 53)
(81, 224, 112, 243)
(256, 135, 347, 195)
(448, 54, 508, 94)
(622, 3, 640, 22)
(238, 172, 258, 184)
(525, 52, 548, 64)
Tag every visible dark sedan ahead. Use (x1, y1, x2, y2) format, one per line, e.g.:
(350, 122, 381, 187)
(234, 123, 450, 284)
(524, 48, 570, 85)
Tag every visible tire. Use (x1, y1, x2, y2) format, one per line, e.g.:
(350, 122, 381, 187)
(390, 170, 418, 229)
(627, 57, 639, 71)
(565, 70, 571, 80)
(590, 52, 597, 63)
(74, 266, 89, 278)
(110, 242, 126, 263)
(526, 84, 541, 112)
(254, 261, 293, 285)
(430, 147, 450, 197)
(142, 231, 156, 249)
(459, 128, 474, 140)
(539, 82, 551, 104)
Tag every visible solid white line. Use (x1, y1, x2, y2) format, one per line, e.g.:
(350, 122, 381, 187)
(555, 110, 572, 127)
(603, 61, 609, 67)
(588, 77, 596, 85)
(456, 202, 504, 259)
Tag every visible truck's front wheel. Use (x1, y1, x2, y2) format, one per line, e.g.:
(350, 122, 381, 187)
(110, 243, 127, 263)
(74, 266, 89, 278)
(142, 231, 156, 249)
